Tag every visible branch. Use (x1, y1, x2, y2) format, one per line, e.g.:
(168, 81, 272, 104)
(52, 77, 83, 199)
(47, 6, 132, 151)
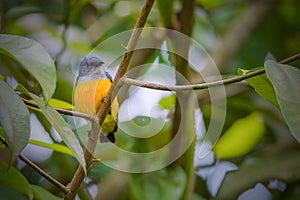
(65, 0, 156, 199)
(22, 98, 97, 122)
(0, 136, 68, 194)
(121, 53, 300, 91)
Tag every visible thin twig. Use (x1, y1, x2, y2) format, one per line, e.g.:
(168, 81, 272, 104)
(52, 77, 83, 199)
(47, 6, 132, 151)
(65, 0, 156, 199)
(0, 136, 68, 193)
(279, 53, 300, 64)
(22, 98, 97, 122)
(121, 53, 300, 91)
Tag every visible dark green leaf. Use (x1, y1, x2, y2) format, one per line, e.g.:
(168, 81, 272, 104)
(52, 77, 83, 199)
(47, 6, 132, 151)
(238, 68, 279, 107)
(130, 167, 186, 200)
(0, 187, 28, 200)
(265, 60, 300, 143)
(31, 185, 62, 200)
(16, 85, 86, 172)
(0, 80, 30, 163)
(0, 162, 33, 199)
(0, 34, 56, 102)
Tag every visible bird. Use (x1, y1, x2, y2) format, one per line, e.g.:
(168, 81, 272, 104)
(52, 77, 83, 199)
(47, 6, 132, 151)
(74, 54, 118, 143)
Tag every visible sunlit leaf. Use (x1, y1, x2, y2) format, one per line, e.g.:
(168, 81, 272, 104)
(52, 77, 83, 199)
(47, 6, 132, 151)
(16, 85, 86, 172)
(31, 185, 62, 200)
(0, 34, 56, 101)
(238, 68, 279, 107)
(130, 167, 186, 200)
(265, 60, 300, 143)
(213, 112, 265, 159)
(159, 94, 175, 110)
(48, 98, 74, 110)
(0, 80, 30, 163)
(29, 139, 74, 157)
(0, 162, 33, 199)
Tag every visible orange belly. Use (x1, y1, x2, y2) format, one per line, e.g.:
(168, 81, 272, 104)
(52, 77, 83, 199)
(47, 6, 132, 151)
(74, 79, 112, 115)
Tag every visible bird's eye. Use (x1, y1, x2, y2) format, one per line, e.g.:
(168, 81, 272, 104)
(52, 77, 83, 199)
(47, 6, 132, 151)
(80, 65, 90, 74)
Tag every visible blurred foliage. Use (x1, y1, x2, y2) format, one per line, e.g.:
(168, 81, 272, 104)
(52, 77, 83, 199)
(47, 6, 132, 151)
(214, 112, 266, 159)
(0, 0, 300, 199)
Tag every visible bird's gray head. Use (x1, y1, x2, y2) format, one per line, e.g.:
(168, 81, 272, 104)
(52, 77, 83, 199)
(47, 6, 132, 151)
(77, 54, 105, 83)
(79, 54, 104, 75)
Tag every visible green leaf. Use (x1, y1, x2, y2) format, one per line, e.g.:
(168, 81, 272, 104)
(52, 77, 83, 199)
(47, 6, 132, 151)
(31, 95, 86, 172)
(16, 85, 86, 172)
(48, 98, 74, 110)
(31, 185, 62, 200)
(238, 68, 279, 108)
(0, 34, 56, 102)
(33, 96, 85, 171)
(130, 167, 186, 200)
(214, 112, 265, 159)
(0, 80, 30, 163)
(29, 139, 74, 157)
(0, 162, 33, 199)
(265, 60, 300, 143)
(159, 94, 175, 110)
(0, 186, 28, 200)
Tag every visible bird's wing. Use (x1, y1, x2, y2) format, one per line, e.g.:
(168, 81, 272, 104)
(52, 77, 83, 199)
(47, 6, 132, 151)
(105, 71, 113, 82)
